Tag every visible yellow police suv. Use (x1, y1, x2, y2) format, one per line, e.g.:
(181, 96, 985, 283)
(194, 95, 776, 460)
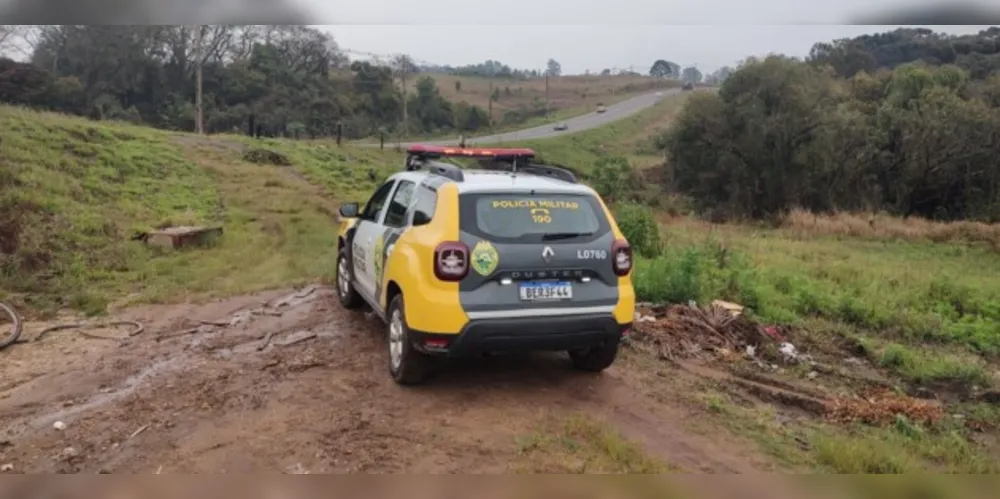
(335, 145, 635, 384)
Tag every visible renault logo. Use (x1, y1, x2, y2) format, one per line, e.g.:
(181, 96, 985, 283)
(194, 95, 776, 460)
(541, 246, 555, 263)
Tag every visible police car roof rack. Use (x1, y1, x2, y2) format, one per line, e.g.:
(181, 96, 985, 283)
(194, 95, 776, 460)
(404, 144, 576, 184)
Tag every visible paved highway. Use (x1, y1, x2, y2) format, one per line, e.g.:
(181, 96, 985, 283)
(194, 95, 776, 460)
(381, 88, 683, 147)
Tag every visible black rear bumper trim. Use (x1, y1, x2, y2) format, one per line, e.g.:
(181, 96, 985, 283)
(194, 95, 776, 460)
(413, 314, 628, 358)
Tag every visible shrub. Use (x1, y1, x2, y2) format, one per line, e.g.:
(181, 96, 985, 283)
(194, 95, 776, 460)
(591, 156, 631, 203)
(614, 202, 661, 257)
(633, 240, 762, 309)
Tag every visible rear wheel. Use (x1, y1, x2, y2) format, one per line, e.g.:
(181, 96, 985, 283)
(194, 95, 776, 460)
(569, 340, 619, 372)
(336, 249, 364, 309)
(387, 294, 431, 385)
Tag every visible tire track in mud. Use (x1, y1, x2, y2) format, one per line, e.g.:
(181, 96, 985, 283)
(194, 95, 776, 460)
(1, 285, 767, 473)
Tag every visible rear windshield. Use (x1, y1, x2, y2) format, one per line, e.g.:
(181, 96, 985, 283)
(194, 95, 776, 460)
(459, 192, 610, 243)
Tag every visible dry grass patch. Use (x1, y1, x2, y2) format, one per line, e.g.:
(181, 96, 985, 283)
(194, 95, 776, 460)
(781, 208, 1000, 249)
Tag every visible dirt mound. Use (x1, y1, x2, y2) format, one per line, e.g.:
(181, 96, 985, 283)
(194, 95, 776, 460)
(242, 148, 291, 166)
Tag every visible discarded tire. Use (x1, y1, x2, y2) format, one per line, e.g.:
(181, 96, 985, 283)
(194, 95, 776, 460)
(0, 301, 22, 350)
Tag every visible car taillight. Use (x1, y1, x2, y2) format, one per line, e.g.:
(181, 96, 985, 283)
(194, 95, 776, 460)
(434, 241, 469, 281)
(611, 239, 632, 276)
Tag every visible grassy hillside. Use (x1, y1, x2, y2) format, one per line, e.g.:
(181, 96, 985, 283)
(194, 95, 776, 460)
(0, 105, 401, 316)
(420, 73, 672, 117)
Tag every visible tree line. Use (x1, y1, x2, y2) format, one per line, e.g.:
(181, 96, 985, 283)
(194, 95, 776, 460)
(660, 27, 1000, 223)
(422, 59, 546, 79)
(0, 25, 493, 139)
(648, 59, 728, 85)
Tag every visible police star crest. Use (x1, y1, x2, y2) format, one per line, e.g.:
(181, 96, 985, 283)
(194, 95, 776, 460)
(470, 240, 499, 276)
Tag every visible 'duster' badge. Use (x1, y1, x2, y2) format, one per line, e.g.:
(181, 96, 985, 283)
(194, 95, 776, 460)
(470, 240, 499, 276)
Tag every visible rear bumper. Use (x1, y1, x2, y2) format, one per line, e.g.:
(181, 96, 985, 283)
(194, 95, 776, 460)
(413, 314, 630, 358)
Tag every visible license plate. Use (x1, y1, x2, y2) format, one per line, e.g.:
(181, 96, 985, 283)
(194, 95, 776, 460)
(519, 281, 572, 301)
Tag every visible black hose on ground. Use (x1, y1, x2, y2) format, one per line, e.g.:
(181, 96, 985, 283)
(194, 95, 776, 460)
(0, 301, 144, 351)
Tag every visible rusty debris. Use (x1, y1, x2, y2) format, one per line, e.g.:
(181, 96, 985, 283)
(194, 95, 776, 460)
(827, 389, 945, 427)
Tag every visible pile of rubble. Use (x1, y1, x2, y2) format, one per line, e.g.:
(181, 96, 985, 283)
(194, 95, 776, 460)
(631, 300, 784, 362)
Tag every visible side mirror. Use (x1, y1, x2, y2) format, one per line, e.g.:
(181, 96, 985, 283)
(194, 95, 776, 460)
(339, 202, 359, 218)
(412, 210, 432, 226)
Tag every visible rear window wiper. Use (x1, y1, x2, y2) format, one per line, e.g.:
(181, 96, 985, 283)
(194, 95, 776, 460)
(542, 232, 594, 241)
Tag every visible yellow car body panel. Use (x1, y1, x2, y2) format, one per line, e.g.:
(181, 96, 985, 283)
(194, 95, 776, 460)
(595, 194, 636, 326)
(380, 183, 469, 334)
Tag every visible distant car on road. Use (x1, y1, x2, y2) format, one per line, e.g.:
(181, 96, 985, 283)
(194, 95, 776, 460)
(682, 82, 694, 91)
(596, 103, 606, 113)
(553, 122, 568, 131)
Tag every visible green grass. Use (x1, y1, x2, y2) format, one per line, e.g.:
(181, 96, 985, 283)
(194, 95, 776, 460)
(511, 413, 673, 473)
(229, 135, 405, 202)
(642, 223, 1000, 357)
(0, 106, 384, 315)
(1, 106, 220, 313)
(692, 385, 999, 474)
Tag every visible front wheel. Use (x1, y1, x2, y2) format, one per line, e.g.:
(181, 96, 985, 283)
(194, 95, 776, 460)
(569, 340, 619, 372)
(387, 294, 431, 385)
(336, 249, 364, 309)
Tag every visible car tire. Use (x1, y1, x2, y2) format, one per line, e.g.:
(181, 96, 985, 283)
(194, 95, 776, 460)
(569, 340, 620, 372)
(387, 294, 431, 385)
(336, 248, 364, 309)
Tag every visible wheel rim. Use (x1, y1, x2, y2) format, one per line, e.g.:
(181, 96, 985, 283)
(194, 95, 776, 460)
(389, 309, 404, 370)
(337, 256, 350, 298)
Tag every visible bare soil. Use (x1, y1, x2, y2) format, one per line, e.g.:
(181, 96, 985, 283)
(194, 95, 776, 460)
(0, 286, 770, 474)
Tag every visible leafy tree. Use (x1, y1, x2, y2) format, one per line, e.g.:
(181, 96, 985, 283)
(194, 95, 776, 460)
(546, 58, 561, 77)
(0, 25, 497, 139)
(681, 66, 702, 84)
(659, 51, 1000, 222)
(649, 59, 680, 78)
(407, 76, 454, 133)
(807, 27, 1000, 80)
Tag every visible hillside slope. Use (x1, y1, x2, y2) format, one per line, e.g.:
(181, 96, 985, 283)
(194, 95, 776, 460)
(418, 73, 670, 118)
(0, 106, 400, 316)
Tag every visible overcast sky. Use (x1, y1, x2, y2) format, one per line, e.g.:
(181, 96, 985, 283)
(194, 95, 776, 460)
(302, 0, 994, 74)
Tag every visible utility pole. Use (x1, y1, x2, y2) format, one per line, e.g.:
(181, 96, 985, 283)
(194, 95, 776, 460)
(488, 78, 493, 133)
(395, 54, 411, 141)
(544, 72, 549, 118)
(401, 69, 408, 139)
(194, 25, 204, 135)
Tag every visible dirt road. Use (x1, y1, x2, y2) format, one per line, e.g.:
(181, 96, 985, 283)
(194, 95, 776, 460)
(0, 285, 770, 474)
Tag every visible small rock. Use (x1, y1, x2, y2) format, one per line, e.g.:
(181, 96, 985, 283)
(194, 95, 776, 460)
(806, 371, 818, 380)
(1, 463, 13, 472)
(53, 421, 67, 431)
(62, 447, 78, 458)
